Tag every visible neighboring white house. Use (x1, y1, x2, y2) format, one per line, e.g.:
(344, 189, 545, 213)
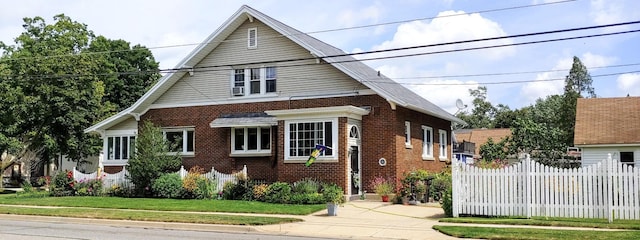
(574, 96, 640, 166)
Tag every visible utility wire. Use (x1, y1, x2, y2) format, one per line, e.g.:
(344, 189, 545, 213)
(0, 0, 576, 62)
(2, 23, 639, 82)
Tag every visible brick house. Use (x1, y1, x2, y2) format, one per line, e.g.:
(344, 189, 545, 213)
(85, 5, 464, 197)
(574, 97, 640, 166)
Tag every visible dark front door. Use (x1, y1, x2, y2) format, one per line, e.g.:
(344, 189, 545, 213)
(350, 146, 360, 194)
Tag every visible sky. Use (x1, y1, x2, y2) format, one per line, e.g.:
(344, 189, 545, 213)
(1, 0, 639, 114)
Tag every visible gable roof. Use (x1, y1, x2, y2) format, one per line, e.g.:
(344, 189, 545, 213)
(454, 128, 511, 155)
(86, 5, 463, 133)
(574, 97, 640, 146)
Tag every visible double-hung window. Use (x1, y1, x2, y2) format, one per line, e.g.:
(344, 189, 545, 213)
(285, 119, 336, 160)
(250, 68, 260, 94)
(231, 67, 277, 96)
(422, 126, 433, 159)
(232, 127, 271, 155)
(163, 128, 195, 156)
(404, 121, 412, 148)
(439, 129, 448, 160)
(266, 67, 276, 93)
(106, 136, 136, 161)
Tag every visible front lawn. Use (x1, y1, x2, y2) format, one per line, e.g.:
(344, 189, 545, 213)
(0, 194, 325, 215)
(433, 225, 640, 240)
(0, 205, 300, 225)
(439, 216, 640, 230)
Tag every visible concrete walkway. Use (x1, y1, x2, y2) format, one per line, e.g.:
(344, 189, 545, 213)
(254, 201, 458, 240)
(1, 199, 627, 239)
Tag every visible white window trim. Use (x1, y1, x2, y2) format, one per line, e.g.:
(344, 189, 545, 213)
(439, 129, 448, 160)
(284, 118, 338, 162)
(248, 27, 257, 49)
(103, 129, 137, 166)
(104, 135, 136, 166)
(230, 127, 271, 157)
(163, 127, 195, 156)
(422, 125, 434, 160)
(404, 121, 412, 148)
(230, 67, 277, 97)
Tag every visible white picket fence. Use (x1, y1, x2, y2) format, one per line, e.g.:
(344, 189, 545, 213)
(452, 154, 640, 222)
(73, 165, 247, 192)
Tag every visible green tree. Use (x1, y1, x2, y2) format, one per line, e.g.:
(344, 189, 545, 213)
(88, 36, 160, 114)
(560, 56, 595, 147)
(0, 14, 159, 171)
(479, 137, 510, 161)
(456, 86, 497, 129)
(0, 14, 104, 168)
(508, 95, 566, 166)
(127, 121, 181, 196)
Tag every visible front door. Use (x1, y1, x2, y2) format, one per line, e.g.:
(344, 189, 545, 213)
(350, 146, 360, 194)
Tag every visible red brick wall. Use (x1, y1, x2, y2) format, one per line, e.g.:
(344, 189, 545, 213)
(104, 166, 124, 174)
(394, 106, 450, 180)
(139, 94, 451, 193)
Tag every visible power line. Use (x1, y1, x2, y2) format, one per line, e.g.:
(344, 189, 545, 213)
(0, 0, 576, 63)
(2, 23, 639, 81)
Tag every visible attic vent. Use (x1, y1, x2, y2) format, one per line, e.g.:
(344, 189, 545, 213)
(248, 28, 257, 49)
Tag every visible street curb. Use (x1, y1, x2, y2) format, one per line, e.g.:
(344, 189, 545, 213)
(0, 214, 263, 233)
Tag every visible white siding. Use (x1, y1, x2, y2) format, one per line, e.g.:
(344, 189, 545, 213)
(581, 146, 640, 166)
(109, 117, 138, 131)
(154, 19, 368, 105)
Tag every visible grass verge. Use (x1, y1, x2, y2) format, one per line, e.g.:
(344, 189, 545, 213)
(0, 205, 300, 225)
(0, 194, 325, 215)
(439, 216, 640, 230)
(433, 226, 640, 240)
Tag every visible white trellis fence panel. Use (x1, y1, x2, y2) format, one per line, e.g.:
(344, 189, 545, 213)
(74, 165, 248, 192)
(452, 154, 640, 223)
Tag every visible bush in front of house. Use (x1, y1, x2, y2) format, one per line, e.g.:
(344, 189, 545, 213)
(75, 178, 104, 196)
(264, 181, 292, 204)
(292, 178, 321, 194)
(441, 186, 453, 217)
(152, 173, 183, 198)
(251, 183, 269, 202)
(51, 170, 76, 196)
(193, 176, 217, 199)
(127, 121, 182, 197)
(222, 173, 251, 200)
(429, 172, 451, 202)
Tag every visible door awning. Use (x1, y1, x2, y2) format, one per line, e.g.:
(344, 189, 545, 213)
(209, 112, 277, 128)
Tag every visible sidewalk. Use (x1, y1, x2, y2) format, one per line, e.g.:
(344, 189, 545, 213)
(254, 201, 459, 239)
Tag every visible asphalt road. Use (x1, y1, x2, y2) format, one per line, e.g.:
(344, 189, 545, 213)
(0, 218, 339, 240)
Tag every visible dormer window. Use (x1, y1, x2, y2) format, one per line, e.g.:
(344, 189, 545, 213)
(248, 28, 257, 49)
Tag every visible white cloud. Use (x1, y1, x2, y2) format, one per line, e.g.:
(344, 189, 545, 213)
(519, 52, 616, 104)
(371, 10, 515, 61)
(411, 80, 479, 114)
(617, 73, 640, 96)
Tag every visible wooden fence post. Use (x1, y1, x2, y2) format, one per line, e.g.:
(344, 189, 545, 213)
(452, 157, 460, 217)
(606, 153, 613, 223)
(525, 154, 532, 219)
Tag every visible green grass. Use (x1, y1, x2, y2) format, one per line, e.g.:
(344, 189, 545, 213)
(433, 226, 640, 240)
(0, 194, 325, 215)
(440, 216, 640, 230)
(0, 205, 300, 225)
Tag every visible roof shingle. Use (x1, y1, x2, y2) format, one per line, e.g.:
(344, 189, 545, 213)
(574, 97, 640, 145)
